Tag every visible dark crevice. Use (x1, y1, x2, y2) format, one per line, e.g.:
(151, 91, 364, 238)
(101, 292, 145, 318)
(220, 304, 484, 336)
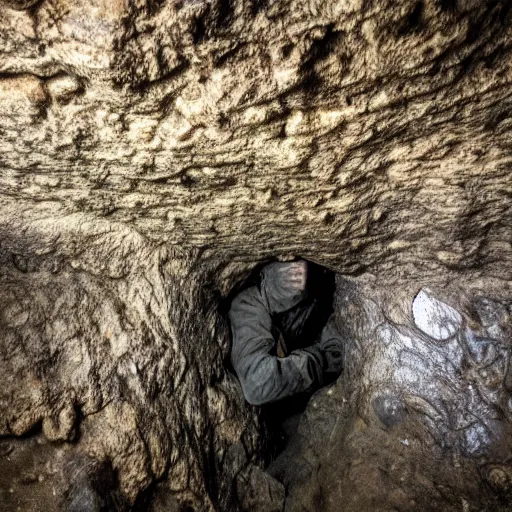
(61, 456, 129, 512)
(214, 43, 245, 67)
(289, 24, 346, 102)
(398, 1, 424, 36)
(250, 0, 268, 17)
(128, 58, 190, 92)
(499, 1, 512, 25)
(438, 0, 457, 13)
(484, 104, 512, 131)
(484, 43, 504, 69)
(301, 71, 323, 100)
(193, 17, 207, 45)
(217, 0, 234, 28)
(304, 23, 343, 66)
(281, 43, 294, 59)
(465, 1, 502, 45)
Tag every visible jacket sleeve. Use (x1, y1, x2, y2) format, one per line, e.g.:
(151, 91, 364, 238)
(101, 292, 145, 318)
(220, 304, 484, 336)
(229, 286, 324, 406)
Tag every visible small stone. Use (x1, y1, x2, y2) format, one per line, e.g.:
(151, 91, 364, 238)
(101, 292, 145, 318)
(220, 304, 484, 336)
(412, 288, 462, 341)
(236, 464, 285, 512)
(46, 75, 82, 100)
(372, 393, 405, 428)
(486, 466, 512, 492)
(436, 250, 463, 266)
(19, 470, 38, 484)
(376, 323, 398, 345)
(474, 297, 507, 327)
(42, 404, 76, 441)
(12, 254, 28, 273)
(466, 332, 497, 366)
(2, 302, 29, 328)
(0, 443, 14, 456)
(462, 422, 491, 457)
(34, 175, 61, 188)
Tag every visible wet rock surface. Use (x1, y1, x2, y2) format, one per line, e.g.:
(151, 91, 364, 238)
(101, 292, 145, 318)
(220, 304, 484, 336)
(0, 0, 511, 510)
(412, 288, 462, 341)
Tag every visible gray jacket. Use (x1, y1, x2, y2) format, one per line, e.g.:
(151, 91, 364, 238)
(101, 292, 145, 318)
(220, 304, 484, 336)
(229, 266, 341, 405)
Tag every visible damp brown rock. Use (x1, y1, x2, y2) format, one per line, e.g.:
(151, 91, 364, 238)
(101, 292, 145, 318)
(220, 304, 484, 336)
(0, 0, 511, 511)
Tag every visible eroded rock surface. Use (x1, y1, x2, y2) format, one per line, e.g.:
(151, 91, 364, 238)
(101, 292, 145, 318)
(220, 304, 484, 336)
(273, 275, 512, 512)
(0, 0, 511, 510)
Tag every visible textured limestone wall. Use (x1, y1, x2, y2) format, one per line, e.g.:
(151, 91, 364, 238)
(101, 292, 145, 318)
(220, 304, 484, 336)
(2, 0, 511, 271)
(0, 240, 263, 509)
(0, 0, 511, 510)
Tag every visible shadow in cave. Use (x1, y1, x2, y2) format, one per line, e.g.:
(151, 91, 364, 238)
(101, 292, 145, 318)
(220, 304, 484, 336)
(222, 258, 336, 466)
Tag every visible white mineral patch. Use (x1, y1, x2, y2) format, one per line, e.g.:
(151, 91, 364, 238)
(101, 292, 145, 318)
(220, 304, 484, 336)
(412, 288, 462, 341)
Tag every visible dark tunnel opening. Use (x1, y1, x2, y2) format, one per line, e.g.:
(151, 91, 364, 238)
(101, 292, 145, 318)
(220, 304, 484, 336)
(220, 258, 338, 465)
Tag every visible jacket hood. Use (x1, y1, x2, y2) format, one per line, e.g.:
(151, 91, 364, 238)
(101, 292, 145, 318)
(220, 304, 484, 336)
(260, 263, 308, 314)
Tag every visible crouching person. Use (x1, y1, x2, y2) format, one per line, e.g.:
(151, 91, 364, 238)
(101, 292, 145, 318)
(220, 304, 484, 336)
(229, 260, 344, 406)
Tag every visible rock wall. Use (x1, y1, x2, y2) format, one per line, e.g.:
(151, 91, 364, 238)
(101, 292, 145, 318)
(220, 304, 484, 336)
(270, 275, 512, 512)
(0, 238, 263, 510)
(0, 0, 511, 510)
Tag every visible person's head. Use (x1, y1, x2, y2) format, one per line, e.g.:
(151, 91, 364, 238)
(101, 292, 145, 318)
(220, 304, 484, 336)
(263, 259, 336, 346)
(262, 259, 335, 314)
(260, 260, 307, 312)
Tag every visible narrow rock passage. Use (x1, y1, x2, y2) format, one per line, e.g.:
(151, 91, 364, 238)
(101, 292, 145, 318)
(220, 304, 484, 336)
(0, 0, 511, 510)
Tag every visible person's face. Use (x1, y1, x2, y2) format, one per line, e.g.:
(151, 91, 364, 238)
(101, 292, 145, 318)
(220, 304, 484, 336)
(275, 260, 308, 296)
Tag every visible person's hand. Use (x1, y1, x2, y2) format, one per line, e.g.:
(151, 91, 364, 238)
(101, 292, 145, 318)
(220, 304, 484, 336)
(318, 322, 344, 376)
(322, 340, 343, 375)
